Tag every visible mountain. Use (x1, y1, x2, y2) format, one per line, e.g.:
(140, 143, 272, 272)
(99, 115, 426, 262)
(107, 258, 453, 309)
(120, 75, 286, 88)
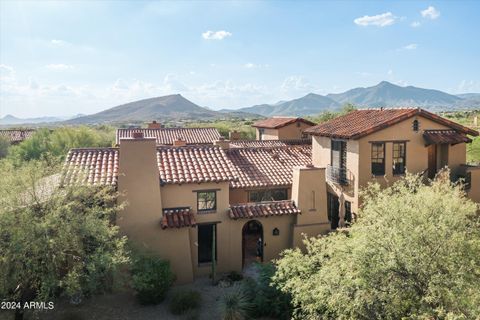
(456, 93, 480, 100)
(236, 93, 341, 117)
(0, 114, 64, 125)
(326, 81, 462, 108)
(65, 94, 254, 125)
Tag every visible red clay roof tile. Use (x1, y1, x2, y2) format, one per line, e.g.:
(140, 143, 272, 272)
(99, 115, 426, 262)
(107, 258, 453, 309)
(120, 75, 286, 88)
(230, 139, 311, 148)
(252, 117, 315, 129)
(229, 200, 301, 219)
(423, 130, 472, 146)
(226, 145, 311, 188)
(161, 207, 196, 229)
(116, 128, 222, 145)
(305, 108, 478, 139)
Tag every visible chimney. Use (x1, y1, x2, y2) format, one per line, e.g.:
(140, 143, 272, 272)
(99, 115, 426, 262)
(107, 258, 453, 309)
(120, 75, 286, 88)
(214, 137, 230, 149)
(173, 137, 187, 147)
(132, 131, 144, 139)
(229, 130, 241, 141)
(147, 121, 162, 129)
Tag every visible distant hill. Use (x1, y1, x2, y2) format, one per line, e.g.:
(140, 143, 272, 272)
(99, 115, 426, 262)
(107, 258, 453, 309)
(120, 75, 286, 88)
(228, 81, 479, 117)
(65, 94, 258, 125)
(0, 114, 64, 125)
(236, 93, 341, 117)
(326, 81, 462, 108)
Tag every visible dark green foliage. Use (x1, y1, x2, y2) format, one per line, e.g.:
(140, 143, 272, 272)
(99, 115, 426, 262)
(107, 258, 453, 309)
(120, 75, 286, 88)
(169, 289, 201, 315)
(131, 254, 175, 305)
(219, 288, 253, 320)
(226, 271, 243, 282)
(187, 120, 256, 140)
(240, 264, 292, 319)
(0, 135, 9, 158)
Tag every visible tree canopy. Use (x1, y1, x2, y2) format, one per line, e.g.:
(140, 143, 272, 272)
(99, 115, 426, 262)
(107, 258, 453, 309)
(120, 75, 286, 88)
(0, 160, 128, 306)
(273, 172, 480, 319)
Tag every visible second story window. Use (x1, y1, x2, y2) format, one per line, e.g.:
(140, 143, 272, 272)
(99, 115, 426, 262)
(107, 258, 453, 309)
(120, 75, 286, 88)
(371, 142, 385, 176)
(393, 142, 406, 175)
(412, 119, 419, 132)
(197, 191, 217, 212)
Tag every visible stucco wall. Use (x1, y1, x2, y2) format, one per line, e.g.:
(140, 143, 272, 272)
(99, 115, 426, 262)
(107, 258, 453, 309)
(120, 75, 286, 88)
(256, 122, 312, 140)
(256, 128, 279, 140)
(466, 167, 480, 203)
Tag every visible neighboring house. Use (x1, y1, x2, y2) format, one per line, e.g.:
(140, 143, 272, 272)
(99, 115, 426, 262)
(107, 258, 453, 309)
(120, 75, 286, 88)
(62, 108, 479, 283)
(304, 107, 480, 224)
(252, 117, 315, 140)
(116, 124, 222, 146)
(0, 129, 35, 144)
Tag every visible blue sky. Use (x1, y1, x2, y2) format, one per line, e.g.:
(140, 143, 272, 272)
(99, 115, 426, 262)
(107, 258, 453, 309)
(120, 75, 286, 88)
(1, 1, 479, 118)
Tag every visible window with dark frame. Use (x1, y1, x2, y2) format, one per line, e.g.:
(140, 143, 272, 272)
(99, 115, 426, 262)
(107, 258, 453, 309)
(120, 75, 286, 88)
(393, 142, 406, 175)
(248, 188, 288, 202)
(198, 224, 217, 264)
(197, 191, 217, 212)
(412, 119, 419, 132)
(371, 142, 385, 176)
(259, 128, 265, 140)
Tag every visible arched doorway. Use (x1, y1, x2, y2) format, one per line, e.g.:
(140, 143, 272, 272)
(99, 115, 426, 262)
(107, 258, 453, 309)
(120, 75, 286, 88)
(242, 220, 263, 268)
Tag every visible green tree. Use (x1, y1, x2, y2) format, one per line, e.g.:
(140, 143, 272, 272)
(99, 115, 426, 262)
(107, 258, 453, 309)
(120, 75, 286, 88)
(7, 126, 114, 165)
(0, 135, 9, 158)
(273, 172, 480, 319)
(0, 160, 129, 319)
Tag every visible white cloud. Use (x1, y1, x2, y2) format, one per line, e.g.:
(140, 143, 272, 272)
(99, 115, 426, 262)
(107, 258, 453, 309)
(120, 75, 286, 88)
(281, 76, 317, 93)
(244, 63, 269, 69)
(403, 43, 418, 50)
(411, 21, 421, 28)
(387, 69, 393, 75)
(45, 64, 74, 71)
(202, 30, 232, 40)
(244, 63, 255, 69)
(421, 6, 440, 20)
(354, 12, 397, 27)
(456, 80, 480, 93)
(50, 39, 69, 46)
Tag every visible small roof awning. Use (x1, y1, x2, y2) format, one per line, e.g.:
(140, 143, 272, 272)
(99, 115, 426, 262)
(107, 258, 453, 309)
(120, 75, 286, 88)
(423, 130, 472, 146)
(161, 207, 196, 229)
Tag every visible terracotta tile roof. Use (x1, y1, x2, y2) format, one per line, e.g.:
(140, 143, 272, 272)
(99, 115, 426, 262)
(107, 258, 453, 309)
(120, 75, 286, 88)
(161, 207, 196, 229)
(226, 145, 312, 188)
(305, 108, 479, 139)
(0, 129, 35, 143)
(157, 146, 237, 185)
(423, 130, 472, 146)
(252, 117, 315, 129)
(230, 139, 311, 148)
(116, 127, 222, 145)
(62, 148, 119, 186)
(229, 200, 301, 219)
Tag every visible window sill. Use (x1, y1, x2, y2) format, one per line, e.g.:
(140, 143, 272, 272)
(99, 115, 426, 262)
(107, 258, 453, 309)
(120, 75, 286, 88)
(371, 174, 385, 178)
(393, 173, 406, 177)
(197, 210, 217, 214)
(198, 262, 215, 267)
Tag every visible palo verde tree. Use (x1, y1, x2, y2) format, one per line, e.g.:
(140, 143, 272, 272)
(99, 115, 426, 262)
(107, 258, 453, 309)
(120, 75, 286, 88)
(273, 172, 480, 319)
(0, 160, 129, 319)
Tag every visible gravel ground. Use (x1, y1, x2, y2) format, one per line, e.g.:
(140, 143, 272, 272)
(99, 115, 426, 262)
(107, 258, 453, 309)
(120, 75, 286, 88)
(0, 275, 251, 320)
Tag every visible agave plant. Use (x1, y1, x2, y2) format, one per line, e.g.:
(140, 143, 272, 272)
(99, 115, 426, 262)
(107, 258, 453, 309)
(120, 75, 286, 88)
(219, 288, 253, 320)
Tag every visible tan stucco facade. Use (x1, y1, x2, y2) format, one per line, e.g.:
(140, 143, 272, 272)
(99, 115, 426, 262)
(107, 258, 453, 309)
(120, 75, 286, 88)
(256, 121, 312, 140)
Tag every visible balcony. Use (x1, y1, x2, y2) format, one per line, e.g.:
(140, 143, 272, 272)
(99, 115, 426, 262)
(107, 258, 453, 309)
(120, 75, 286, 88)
(326, 165, 350, 186)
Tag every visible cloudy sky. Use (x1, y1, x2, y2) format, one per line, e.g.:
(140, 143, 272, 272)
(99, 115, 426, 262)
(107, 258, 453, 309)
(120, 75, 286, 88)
(1, 1, 479, 118)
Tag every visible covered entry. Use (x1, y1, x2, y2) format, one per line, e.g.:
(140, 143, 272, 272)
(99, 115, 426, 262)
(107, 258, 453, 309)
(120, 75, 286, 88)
(242, 220, 263, 268)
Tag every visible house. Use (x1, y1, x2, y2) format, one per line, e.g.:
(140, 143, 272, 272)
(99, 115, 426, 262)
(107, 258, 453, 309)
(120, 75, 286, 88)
(252, 117, 315, 140)
(62, 108, 479, 283)
(63, 135, 328, 283)
(304, 107, 480, 224)
(0, 129, 35, 144)
(116, 124, 222, 146)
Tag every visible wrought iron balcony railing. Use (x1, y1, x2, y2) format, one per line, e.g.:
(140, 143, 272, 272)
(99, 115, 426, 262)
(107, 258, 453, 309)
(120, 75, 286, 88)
(327, 165, 350, 186)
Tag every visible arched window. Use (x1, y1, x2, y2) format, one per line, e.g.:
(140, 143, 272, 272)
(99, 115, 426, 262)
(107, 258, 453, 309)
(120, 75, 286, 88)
(412, 119, 419, 132)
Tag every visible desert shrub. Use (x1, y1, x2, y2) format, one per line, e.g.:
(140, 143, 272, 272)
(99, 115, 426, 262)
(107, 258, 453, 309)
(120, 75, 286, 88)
(219, 289, 253, 320)
(169, 289, 201, 315)
(0, 135, 9, 158)
(131, 254, 175, 305)
(273, 172, 480, 319)
(226, 271, 243, 282)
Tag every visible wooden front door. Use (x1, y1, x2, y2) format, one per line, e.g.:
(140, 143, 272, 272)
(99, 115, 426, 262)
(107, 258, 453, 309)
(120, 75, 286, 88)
(427, 144, 437, 179)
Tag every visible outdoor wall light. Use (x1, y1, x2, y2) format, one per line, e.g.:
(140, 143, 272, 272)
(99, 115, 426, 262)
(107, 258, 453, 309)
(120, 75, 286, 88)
(273, 228, 280, 236)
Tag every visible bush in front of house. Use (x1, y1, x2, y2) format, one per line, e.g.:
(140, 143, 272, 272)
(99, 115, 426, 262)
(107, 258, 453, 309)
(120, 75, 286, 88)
(219, 288, 253, 320)
(169, 289, 202, 315)
(240, 263, 292, 320)
(131, 254, 175, 305)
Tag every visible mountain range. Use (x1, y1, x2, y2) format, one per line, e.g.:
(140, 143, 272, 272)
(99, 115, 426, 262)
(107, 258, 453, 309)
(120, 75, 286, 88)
(234, 81, 480, 116)
(1, 81, 479, 126)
